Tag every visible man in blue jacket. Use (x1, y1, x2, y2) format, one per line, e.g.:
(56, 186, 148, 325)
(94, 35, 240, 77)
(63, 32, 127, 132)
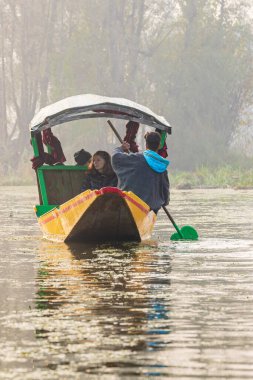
(112, 131, 170, 213)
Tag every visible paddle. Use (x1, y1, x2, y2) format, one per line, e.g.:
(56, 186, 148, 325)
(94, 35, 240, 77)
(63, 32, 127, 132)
(107, 119, 198, 241)
(162, 205, 198, 241)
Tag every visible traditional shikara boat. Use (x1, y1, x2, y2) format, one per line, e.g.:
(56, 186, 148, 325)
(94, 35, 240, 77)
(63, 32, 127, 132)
(30, 94, 171, 243)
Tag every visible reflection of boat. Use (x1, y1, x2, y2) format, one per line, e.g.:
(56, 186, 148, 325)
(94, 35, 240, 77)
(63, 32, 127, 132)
(36, 240, 171, 360)
(30, 94, 171, 243)
(37, 187, 156, 242)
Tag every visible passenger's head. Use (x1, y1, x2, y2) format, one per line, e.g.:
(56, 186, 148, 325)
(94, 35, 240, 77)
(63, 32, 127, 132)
(145, 131, 161, 152)
(90, 151, 114, 175)
(74, 149, 92, 166)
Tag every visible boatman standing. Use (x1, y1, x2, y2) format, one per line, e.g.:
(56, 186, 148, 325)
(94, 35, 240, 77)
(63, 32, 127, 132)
(112, 131, 170, 214)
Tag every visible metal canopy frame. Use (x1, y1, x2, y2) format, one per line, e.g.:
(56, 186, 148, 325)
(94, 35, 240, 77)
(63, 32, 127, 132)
(30, 96, 172, 135)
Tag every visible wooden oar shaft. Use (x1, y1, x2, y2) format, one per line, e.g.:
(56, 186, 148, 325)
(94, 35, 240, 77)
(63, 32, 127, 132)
(162, 206, 184, 238)
(107, 120, 124, 144)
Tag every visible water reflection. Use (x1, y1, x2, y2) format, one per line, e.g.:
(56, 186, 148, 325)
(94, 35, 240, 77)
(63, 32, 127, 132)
(34, 241, 172, 375)
(1, 188, 253, 379)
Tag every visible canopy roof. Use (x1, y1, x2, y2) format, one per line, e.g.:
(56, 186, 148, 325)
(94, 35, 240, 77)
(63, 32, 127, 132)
(29, 94, 171, 134)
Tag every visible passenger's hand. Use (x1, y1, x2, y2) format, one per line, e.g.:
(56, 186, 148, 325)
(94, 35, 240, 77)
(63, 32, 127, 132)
(122, 141, 130, 152)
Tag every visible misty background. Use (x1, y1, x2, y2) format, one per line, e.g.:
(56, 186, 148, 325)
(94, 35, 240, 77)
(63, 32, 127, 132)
(0, 0, 252, 183)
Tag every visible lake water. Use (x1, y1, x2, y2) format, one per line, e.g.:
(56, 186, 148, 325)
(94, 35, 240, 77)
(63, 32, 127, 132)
(0, 186, 253, 379)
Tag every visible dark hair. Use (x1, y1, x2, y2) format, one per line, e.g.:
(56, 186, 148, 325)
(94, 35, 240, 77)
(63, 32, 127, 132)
(74, 149, 92, 165)
(145, 132, 161, 151)
(89, 150, 115, 176)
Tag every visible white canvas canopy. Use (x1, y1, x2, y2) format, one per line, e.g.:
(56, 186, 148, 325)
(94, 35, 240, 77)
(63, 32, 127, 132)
(29, 94, 171, 134)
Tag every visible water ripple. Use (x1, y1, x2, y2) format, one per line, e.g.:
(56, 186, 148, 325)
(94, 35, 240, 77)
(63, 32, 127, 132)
(0, 188, 253, 379)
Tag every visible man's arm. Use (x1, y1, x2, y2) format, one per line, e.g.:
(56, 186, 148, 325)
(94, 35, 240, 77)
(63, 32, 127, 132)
(112, 143, 139, 171)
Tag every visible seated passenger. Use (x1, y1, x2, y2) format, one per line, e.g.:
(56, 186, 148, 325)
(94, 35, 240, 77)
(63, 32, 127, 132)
(74, 149, 92, 166)
(81, 151, 118, 192)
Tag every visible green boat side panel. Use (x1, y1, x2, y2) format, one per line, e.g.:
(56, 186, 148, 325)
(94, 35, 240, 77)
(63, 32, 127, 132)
(160, 131, 167, 148)
(31, 129, 88, 207)
(39, 165, 88, 171)
(37, 166, 87, 206)
(35, 205, 58, 217)
(31, 136, 39, 157)
(37, 169, 49, 205)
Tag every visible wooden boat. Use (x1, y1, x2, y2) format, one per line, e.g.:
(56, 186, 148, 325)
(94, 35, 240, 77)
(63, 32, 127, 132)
(30, 94, 171, 243)
(36, 187, 157, 242)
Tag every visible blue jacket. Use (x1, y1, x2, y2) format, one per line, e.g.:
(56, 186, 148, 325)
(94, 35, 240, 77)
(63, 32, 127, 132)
(112, 147, 170, 212)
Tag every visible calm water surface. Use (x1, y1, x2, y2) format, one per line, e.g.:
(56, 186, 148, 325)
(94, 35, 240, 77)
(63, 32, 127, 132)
(0, 186, 253, 379)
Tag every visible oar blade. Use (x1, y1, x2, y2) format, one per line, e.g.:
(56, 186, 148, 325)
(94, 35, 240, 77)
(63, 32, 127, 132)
(170, 225, 198, 241)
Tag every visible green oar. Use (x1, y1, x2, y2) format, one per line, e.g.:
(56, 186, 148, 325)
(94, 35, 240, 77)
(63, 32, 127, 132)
(107, 119, 198, 241)
(162, 206, 198, 241)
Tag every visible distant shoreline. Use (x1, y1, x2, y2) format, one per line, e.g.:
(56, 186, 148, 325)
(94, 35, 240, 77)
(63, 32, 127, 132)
(1, 164, 253, 190)
(0, 183, 253, 191)
(173, 183, 253, 190)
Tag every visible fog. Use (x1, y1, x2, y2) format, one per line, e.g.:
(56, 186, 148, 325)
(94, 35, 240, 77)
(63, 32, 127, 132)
(0, 0, 252, 182)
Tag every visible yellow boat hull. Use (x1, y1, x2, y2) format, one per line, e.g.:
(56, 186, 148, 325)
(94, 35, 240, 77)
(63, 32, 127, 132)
(36, 187, 156, 242)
